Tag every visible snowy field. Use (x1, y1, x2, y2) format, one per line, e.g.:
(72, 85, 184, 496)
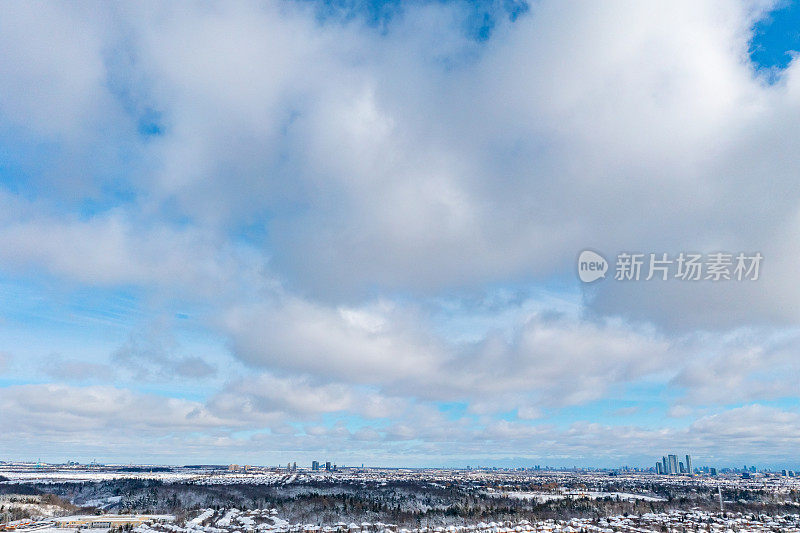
(0, 470, 202, 484)
(17, 529, 108, 533)
(497, 490, 666, 502)
(0, 495, 68, 518)
(0, 467, 303, 486)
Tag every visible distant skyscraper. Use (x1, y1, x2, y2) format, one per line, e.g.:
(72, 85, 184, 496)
(325, 461, 331, 471)
(662, 456, 668, 474)
(312, 461, 319, 471)
(656, 462, 663, 475)
(685, 455, 693, 475)
(668, 454, 678, 475)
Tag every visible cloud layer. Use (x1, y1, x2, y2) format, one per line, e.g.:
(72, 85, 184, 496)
(1, 0, 799, 467)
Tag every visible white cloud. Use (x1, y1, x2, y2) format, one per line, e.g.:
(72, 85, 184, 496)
(0, 193, 267, 297)
(0, 3, 114, 139)
(1, 0, 799, 327)
(112, 319, 218, 380)
(221, 297, 445, 385)
(208, 373, 409, 420)
(1, 382, 798, 465)
(0, 384, 239, 437)
(74, 0, 797, 333)
(670, 328, 800, 404)
(221, 296, 674, 408)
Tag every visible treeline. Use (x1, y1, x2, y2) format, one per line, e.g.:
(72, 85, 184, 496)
(5, 478, 800, 528)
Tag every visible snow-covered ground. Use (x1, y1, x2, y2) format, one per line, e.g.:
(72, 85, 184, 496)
(20, 524, 169, 533)
(0, 495, 71, 519)
(81, 495, 124, 508)
(0, 470, 200, 484)
(497, 490, 665, 502)
(5, 504, 800, 533)
(134, 507, 800, 533)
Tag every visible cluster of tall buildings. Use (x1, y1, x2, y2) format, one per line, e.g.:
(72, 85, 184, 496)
(310, 461, 336, 471)
(655, 453, 692, 475)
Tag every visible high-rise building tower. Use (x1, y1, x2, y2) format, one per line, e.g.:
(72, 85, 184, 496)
(662, 456, 668, 474)
(668, 454, 678, 475)
(325, 461, 331, 471)
(656, 462, 663, 475)
(685, 455, 693, 475)
(312, 461, 319, 471)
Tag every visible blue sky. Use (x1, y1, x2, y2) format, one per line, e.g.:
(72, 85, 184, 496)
(2, 0, 800, 469)
(751, 0, 800, 70)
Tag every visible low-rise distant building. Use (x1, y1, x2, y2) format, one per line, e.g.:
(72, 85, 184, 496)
(52, 514, 174, 529)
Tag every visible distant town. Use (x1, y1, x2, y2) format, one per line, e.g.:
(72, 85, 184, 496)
(4, 454, 798, 478)
(2, 458, 800, 533)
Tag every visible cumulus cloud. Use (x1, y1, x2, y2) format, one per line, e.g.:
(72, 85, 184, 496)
(0, 384, 238, 436)
(112, 319, 218, 380)
(670, 328, 800, 404)
(208, 373, 409, 420)
(2, 0, 799, 325)
(220, 295, 676, 409)
(3, 383, 796, 466)
(0, 195, 267, 296)
(221, 297, 445, 385)
(84, 0, 798, 330)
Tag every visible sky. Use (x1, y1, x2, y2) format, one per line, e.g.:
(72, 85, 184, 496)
(1, 0, 800, 469)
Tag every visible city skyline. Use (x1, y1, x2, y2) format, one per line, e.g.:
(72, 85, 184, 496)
(1, 456, 792, 473)
(1, 454, 797, 473)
